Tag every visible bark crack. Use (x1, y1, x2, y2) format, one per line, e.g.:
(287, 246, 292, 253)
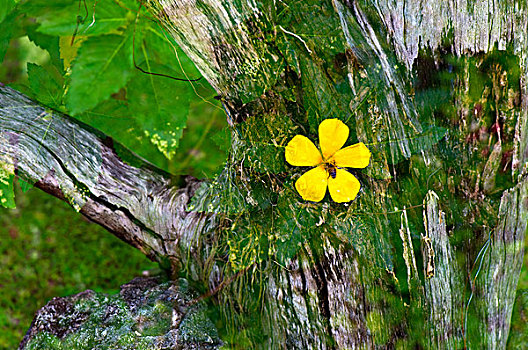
(313, 257, 335, 349)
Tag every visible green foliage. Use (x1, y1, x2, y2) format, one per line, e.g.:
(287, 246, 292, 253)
(224, 13, 284, 105)
(127, 66, 189, 159)
(0, 0, 15, 23)
(0, 0, 228, 179)
(275, 35, 300, 76)
(125, 22, 198, 159)
(273, 0, 352, 132)
(0, 165, 15, 209)
(0, 7, 16, 62)
(66, 32, 133, 114)
(189, 168, 249, 215)
(0, 134, 15, 209)
(25, 23, 63, 71)
(189, 113, 295, 215)
(189, 166, 276, 217)
(19, 0, 134, 37)
(27, 62, 64, 108)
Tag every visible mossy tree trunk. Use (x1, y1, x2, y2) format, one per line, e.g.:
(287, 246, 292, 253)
(1, 0, 528, 348)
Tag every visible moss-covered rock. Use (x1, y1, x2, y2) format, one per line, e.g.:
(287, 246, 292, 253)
(19, 277, 221, 350)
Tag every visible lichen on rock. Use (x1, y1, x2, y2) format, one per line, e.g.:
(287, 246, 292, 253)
(19, 277, 221, 350)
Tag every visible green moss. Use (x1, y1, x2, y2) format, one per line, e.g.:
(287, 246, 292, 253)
(25, 332, 63, 350)
(23, 279, 220, 349)
(179, 305, 219, 344)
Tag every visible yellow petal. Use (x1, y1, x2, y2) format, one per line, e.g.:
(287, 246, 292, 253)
(319, 119, 349, 159)
(295, 165, 328, 202)
(330, 142, 371, 168)
(328, 169, 360, 203)
(285, 135, 323, 166)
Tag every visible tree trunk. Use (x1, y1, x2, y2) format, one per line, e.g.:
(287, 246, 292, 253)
(2, 0, 528, 348)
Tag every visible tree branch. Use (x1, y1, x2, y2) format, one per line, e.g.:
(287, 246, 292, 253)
(0, 85, 214, 270)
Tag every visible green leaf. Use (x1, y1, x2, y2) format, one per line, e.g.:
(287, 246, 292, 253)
(126, 18, 217, 160)
(20, 0, 131, 37)
(26, 24, 64, 73)
(0, 154, 15, 209)
(59, 35, 85, 70)
(27, 63, 64, 108)
(0, 0, 15, 24)
(275, 225, 312, 266)
(212, 126, 232, 151)
(125, 19, 214, 160)
(136, 21, 200, 78)
(0, 173, 15, 209)
(0, 10, 16, 63)
(74, 96, 173, 173)
(74, 97, 152, 165)
(330, 210, 393, 270)
(173, 98, 228, 177)
(69, 18, 224, 174)
(66, 32, 133, 115)
(128, 69, 190, 160)
(244, 143, 286, 174)
(19, 178, 34, 193)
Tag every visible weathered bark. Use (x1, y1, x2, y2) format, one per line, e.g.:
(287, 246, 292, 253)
(422, 191, 464, 348)
(474, 180, 528, 349)
(2, 0, 528, 349)
(0, 86, 217, 275)
(143, 0, 528, 348)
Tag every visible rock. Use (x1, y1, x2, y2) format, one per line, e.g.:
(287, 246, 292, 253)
(19, 277, 222, 350)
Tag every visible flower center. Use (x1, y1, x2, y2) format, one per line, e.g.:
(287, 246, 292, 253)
(324, 161, 337, 179)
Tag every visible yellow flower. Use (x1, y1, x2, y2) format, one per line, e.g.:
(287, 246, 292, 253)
(285, 119, 371, 203)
